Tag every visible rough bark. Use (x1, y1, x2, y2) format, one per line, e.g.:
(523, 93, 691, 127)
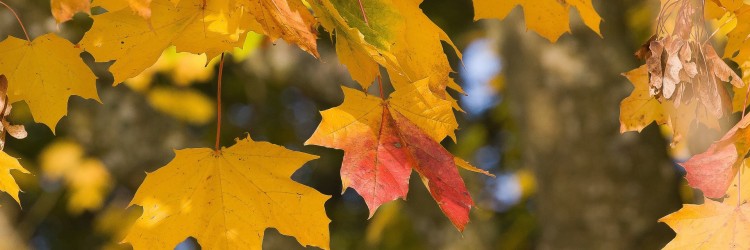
(495, 1, 682, 249)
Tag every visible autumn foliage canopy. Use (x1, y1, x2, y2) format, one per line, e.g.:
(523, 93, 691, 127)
(0, 0, 748, 249)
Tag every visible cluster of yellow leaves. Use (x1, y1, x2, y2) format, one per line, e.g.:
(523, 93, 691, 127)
(0, 151, 29, 205)
(81, 0, 247, 84)
(40, 140, 113, 214)
(1, 0, 610, 248)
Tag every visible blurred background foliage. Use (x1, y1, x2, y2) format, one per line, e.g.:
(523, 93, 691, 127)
(0, 0, 698, 249)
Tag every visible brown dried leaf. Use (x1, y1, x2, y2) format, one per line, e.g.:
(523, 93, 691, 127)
(663, 37, 685, 98)
(635, 35, 656, 61)
(679, 41, 692, 62)
(696, 71, 725, 118)
(682, 62, 698, 78)
(4, 122, 26, 140)
(704, 44, 744, 88)
(647, 39, 665, 96)
(0, 75, 27, 149)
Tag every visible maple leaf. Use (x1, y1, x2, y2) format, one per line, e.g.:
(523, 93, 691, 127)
(681, 136, 739, 199)
(51, 0, 91, 23)
(124, 135, 330, 249)
(721, 4, 750, 65)
(660, 199, 750, 249)
(620, 65, 667, 133)
(681, 113, 750, 198)
(81, 0, 248, 84)
(0, 33, 100, 132)
(306, 79, 488, 231)
(0, 150, 29, 206)
(472, 0, 602, 42)
(242, 0, 320, 57)
(311, 0, 462, 104)
(310, 0, 401, 89)
(383, 0, 463, 95)
(96, 0, 319, 56)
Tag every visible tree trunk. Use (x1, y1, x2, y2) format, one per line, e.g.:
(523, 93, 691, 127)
(496, 1, 682, 249)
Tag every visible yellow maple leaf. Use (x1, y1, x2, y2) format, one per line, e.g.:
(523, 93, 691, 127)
(620, 65, 667, 133)
(95, 0, 318, 56)
(313, 0, 462, 97)
(388, 78, 458, 142)
(473, 0, 602, 42)
(0, 151, 29, 205)
(722, 4, 750, 64)
(660, 199, 750, 249)
(0, 33, 100, 132)
(386, 0, 463, 95)
(51, 0, 91, 23)
(81, 0, 248, 85)
(312, 0, 462, 130)
(124, 135, 330, 249)
(241, 0, 320, 57)
(310, 0, 401, 89)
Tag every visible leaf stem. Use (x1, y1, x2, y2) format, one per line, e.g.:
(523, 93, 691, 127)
(377, 75, 384, 99)
(215, 53, 226, 152)
(0, 0, 30, 43)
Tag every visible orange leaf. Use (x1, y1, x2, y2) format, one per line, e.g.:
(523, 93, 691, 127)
(306, 80, 487, 231)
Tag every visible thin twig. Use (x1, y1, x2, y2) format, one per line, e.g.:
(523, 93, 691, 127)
(0, 0, 30, 42)
(377, 75, 384, 99)
(215, 53, 226, 152)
